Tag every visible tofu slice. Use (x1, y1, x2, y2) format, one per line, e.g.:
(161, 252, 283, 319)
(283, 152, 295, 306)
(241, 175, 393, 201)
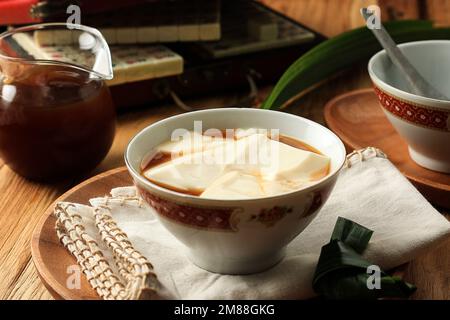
(259, 139, 330, 182)
(226, 133, 273, 176)
(144, 130, 330, 198)
(200, 171, 265, 199)
(144, 141, 235, 192)
(261, 179, 308, 197)
(156, 131, 226, 156)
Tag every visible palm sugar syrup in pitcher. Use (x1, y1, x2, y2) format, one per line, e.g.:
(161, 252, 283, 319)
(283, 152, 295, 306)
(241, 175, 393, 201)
(0, 23, 116, 181)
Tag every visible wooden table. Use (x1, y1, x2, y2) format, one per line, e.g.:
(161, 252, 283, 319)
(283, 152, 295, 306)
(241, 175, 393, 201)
(1, 2, 449, 301)
(0, 64, 448, 300)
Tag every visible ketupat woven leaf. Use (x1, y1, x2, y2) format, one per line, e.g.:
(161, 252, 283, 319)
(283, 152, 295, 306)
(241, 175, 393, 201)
(312, 217, 416, 299)
(262, 20, 450, 109)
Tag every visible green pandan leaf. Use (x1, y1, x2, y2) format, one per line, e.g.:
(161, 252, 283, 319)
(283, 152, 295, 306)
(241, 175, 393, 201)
(314, 270, 416, 300)
(331, 217, 373, 254)
(262, 20, 450, 109)
(312, 217, 416, 300)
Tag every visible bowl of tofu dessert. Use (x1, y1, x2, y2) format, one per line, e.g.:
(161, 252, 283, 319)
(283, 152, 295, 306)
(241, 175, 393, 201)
(125, 108, 346, 274)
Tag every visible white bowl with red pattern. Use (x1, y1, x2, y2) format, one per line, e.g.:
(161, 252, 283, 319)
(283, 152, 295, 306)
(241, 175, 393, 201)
(125, 108, 346, 274)
(369, 40, 450, 173)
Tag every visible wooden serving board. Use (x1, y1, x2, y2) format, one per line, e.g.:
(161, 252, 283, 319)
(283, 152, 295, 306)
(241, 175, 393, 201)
(324, 88, 450, 209)
(31, 167, 408, 300)
(32, 153, 409, 300)
(31, 167, 131, 300)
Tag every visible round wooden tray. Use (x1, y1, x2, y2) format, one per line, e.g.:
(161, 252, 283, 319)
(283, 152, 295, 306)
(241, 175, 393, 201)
(324, 88, 450, 209)
(31, 131, 409, 300)
(31, 166, 130, 300)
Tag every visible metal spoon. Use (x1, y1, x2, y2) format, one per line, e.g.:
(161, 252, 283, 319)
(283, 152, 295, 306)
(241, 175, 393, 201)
(361, 7, 449, 100)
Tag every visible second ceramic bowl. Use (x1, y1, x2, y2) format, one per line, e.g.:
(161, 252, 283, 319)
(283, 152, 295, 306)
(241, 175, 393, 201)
(369, 40, 450, 173)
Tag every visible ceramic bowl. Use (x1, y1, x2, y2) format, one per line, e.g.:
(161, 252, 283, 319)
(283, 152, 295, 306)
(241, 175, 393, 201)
(368, 40, 450, 173)
(125, 108, 346, 274)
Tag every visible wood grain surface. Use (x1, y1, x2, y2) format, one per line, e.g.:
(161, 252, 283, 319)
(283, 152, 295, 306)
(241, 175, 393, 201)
(260, 0, 450, 37)
(425, 0, 450, 27)
(324, 89, 450, 208)
(30, 166, 409, 300)
(31, 167, 131, 300)
(0, 0, 449, 300)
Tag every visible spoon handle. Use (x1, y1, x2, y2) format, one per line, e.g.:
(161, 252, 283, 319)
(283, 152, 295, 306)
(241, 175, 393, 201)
(361, 8, 448, 100)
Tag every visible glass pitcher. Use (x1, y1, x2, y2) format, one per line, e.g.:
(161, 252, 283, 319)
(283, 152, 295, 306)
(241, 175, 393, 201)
(0, 23, 116, 181)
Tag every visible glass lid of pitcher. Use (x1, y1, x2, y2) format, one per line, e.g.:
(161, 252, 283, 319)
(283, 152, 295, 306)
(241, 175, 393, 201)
(0, 23, 113, 80)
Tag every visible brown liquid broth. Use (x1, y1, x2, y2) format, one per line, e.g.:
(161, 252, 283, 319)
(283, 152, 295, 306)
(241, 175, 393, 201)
(0, 65, 116, 180)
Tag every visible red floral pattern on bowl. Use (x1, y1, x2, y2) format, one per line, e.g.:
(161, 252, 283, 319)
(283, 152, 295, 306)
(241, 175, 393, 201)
(374, 86, 449, 132)
(139, 186, 333, 232)
(249, 206, 293, 227)
(304, 190, 324, 217)
(138, 187, 240, 231)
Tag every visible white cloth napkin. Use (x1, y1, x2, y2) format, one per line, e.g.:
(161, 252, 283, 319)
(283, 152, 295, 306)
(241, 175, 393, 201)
(61, 148, 450, 299)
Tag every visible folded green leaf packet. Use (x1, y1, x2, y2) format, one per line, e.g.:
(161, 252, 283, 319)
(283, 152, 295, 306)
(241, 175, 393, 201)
(312, 217, 416, 299)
